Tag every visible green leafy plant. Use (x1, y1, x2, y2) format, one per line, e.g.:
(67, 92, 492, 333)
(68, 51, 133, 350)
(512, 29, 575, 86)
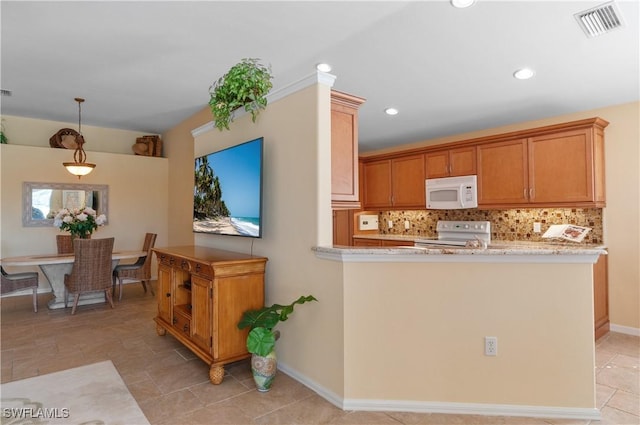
(238, 295, 317, 357)
(208, 58, 273, 131)
(0, 119, 7, 144)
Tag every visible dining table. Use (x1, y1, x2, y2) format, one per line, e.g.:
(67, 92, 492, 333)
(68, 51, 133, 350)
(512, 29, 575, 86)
(1, 250, 146, 309)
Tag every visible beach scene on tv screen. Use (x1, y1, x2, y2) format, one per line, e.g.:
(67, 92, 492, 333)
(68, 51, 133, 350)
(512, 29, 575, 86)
(193, 139, 262, 237)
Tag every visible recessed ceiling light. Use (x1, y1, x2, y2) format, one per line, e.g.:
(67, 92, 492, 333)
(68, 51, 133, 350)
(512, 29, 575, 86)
(384, 108, 399, 116)
(450, 0, 475, 8)
(316, 63, 332, 72)
(513, 68, 535, 80)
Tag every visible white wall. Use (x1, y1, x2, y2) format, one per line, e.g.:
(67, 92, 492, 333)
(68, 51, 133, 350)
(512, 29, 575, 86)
(343, 261, 596, 412)
(0, 136, 169, 288)
(191, 82, 346, 398)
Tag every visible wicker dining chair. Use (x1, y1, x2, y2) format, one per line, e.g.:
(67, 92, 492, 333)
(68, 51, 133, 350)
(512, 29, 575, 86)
(64, 237, 115, 315)
(56, 234, 74, 254)
(113, 233, 157, 301)
(1, 266, 39, 312)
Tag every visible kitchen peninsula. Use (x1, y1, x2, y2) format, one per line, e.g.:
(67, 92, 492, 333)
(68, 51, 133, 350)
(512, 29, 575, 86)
(313, 242, 605, 419)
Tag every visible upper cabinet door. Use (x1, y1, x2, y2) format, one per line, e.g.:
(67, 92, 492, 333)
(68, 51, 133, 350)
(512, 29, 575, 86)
(363, 159, 392, 209)
(331, 90, 365, 209)
(528, 128, 594, 204)
(477, 139, 529, 206)
(449, 146, 476, 176)
(391, 154, 425, 208)
(425, 146, 476, 178)
(424, 150, 450, 179)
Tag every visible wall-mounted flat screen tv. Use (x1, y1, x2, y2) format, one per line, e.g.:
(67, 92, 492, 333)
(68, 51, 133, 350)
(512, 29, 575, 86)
(193, 137, 263, 238)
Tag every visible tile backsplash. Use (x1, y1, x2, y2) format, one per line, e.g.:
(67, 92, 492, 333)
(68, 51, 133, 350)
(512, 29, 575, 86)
(377, 208, 603, 244)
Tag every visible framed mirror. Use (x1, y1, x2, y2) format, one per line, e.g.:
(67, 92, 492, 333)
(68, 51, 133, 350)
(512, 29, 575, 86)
(23, 182, 109, 227)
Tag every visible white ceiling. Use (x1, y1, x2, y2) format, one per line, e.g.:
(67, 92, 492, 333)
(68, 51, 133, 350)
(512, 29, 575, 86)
(1, 1, 638, 153)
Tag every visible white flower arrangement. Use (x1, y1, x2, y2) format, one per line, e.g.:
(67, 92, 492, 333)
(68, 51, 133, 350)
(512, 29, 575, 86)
(53, 206, 107, 239)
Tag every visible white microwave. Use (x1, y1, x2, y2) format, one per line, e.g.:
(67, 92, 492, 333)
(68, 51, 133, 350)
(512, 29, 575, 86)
(425, 175, 478, 209)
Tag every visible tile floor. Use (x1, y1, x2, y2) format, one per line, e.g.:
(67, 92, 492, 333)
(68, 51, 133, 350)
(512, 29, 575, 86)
(1, 286, 638, 425)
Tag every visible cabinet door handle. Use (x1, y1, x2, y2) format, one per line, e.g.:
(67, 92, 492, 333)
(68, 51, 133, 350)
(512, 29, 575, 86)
(524, 188, 527, 199)
(183, 324, 189, 333)
(529, 188, 534, 198)
(166, 293, 171, 298)
(172, 317, 177, 325)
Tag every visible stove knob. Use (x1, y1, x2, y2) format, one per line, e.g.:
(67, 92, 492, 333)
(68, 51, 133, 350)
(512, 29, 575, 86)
(464, 224, 469, 229)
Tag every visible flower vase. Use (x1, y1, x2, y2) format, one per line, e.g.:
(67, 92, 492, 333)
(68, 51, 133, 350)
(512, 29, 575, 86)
(251, 350, 277, 392)
(70, 232, 91, 249)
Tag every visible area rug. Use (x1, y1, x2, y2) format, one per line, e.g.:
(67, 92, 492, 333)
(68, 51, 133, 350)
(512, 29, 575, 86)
(1, 360, 150, 424)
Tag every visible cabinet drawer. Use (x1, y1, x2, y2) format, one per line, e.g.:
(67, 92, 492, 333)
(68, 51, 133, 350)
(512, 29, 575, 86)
(191, 262, 213, 278)
(158, 254, 179, 267)
(173, 307, 191, 336)
(157, 254, 213, 278)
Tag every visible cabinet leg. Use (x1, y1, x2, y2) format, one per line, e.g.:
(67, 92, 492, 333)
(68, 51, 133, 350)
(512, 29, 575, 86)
(156, 324, 166, 336)
(209, 365, 225, 385)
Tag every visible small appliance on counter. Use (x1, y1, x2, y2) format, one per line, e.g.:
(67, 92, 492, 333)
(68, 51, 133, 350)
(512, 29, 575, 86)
(425, 175, 478, 209)
(415, 220, 490, 248)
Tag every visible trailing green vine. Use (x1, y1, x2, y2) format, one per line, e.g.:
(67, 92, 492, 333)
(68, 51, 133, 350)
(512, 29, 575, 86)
(208, 58, 273, 131)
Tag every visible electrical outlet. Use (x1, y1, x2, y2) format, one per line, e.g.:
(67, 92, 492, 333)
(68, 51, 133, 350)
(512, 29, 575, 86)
(388, 220, 393, 228)
(485, 336, 498, 356)
(404, 220, 410, 230)
(533, 222, 542, 233)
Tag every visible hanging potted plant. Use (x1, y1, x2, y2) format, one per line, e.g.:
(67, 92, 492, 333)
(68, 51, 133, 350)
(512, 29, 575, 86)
(208, 58, 273, 131)
(0, 118, 8, 144)
(238, 295, 317, 392)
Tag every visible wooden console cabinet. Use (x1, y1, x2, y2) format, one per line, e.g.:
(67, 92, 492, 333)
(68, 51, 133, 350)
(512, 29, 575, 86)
(153, 246, 267, 384)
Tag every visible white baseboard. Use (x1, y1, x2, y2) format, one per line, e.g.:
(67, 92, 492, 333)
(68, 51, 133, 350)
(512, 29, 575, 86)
(610, 323, 640, 336)
(277, 361, 344, 410)
(277, 361, 601, 421)
(342, 399, 601, 421)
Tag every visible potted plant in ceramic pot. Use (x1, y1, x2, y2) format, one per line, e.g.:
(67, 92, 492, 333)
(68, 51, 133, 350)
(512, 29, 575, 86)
(238, 295, 317, 392)
(209, 58, 273, 131)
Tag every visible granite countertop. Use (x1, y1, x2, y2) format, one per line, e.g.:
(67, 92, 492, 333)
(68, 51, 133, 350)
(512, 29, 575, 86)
(314, 236, 606, 263)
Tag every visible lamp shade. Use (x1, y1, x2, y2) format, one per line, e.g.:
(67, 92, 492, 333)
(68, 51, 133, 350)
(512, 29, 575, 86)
(63, 162, 96, 177)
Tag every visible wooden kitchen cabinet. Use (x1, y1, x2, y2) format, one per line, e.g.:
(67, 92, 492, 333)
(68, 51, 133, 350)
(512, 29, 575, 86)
(362, 153, 425, 209)
(353, 238, 383, 247)
(352, 237, 414, 247)
(593, 253, 609, 340)
(363, 117, 608, 209)
(153, 246, 267, 384)
(528, 127, 605, 205)
(331, 90, 366, 209)
(477, 139, 529, 206)
(333, 209, 354, 246)
(425, 146, 476, 178)
(477, 120, 607, 208)
(362, 159, 392, 208)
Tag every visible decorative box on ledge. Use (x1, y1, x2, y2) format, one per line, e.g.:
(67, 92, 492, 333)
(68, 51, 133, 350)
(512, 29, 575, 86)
(132, 135, 163, 157)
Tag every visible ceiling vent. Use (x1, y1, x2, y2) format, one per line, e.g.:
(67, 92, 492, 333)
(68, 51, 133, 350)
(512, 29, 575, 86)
(575, 1, 624, 37)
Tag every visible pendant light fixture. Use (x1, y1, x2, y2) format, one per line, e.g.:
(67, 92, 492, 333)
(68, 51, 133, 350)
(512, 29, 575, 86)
(63, 97, 95, 178)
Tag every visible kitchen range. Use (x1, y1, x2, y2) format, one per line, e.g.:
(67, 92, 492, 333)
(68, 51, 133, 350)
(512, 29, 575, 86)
(415, 220, 490, 249)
